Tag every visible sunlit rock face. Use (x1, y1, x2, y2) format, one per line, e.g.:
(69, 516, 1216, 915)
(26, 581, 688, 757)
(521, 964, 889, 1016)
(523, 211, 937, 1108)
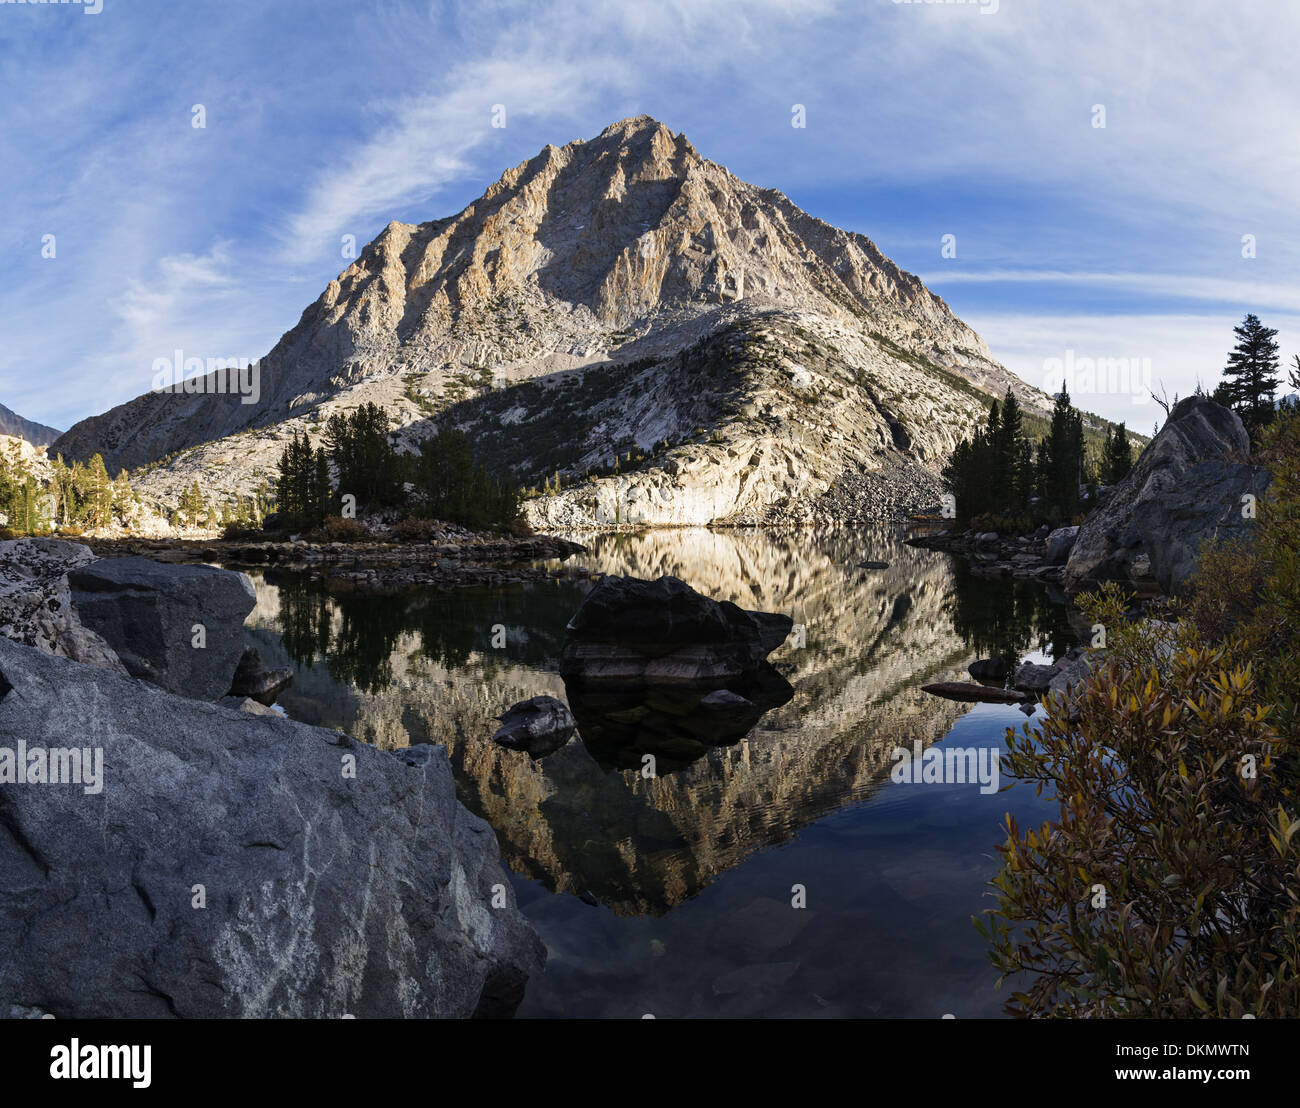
(244, 529, 979, 917)
(53, 116, 1051, 524)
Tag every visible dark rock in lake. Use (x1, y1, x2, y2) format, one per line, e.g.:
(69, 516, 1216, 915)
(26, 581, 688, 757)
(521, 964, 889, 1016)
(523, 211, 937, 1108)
(1064, 397, 1271, 595)
(856, 560, 890, 570)
(492, 695, 577, 758)
(227, 645, 294, 705)
(699, 688, 756, 713)
(0, 636, 544, 1018)
(560, 575, 794, 772)
(560, 575, 792, 687)
(67, 556, 255, 701)
(968, 657, 1009, 683)
(1013, 662, 1058, 694)
(921, 682, 1026, 704)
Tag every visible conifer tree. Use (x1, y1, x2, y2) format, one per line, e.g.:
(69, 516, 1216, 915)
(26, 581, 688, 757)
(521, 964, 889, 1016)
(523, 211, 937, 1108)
(1221, 313, 1281, 430)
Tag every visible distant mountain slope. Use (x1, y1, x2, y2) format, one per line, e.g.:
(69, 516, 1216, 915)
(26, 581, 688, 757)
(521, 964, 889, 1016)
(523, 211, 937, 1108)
(0, 402, 60, 448)
(54, 115, 1059, 525)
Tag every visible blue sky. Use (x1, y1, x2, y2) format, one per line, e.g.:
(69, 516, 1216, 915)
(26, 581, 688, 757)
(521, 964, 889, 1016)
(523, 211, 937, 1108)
(2, 0, 1297, 434)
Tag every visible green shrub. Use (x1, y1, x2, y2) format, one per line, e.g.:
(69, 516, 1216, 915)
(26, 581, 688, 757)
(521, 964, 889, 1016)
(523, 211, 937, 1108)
(303, 517, 369, 543)
(390, 517, 435, 542)
(983, 585, 1299, 1016)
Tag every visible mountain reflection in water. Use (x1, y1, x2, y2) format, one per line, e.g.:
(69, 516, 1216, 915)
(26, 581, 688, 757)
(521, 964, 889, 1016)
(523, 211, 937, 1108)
(240, 526, 1071, 1017)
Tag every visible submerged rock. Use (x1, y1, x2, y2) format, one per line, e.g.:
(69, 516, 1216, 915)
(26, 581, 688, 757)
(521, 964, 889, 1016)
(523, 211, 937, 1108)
(0, 636, 544, 1018)
(492, 695, 577, 758)
(921, 682, 1027, 704)
(68, 556, 256, 701)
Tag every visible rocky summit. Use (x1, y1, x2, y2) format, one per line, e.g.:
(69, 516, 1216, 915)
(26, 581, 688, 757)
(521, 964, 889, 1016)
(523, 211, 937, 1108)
(53, 116, 1054, 528)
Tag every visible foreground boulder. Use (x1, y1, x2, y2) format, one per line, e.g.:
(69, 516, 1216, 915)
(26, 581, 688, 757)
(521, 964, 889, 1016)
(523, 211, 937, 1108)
(0, 539, 124, 673)
(0, 637, 544, 1018)
(1064, 398, 1271, 594)
(67, 556, 256, 701)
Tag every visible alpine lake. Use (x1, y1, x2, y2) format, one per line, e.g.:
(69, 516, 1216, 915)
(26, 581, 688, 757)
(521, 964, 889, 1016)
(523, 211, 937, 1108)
(235, 526, 1078, 1018)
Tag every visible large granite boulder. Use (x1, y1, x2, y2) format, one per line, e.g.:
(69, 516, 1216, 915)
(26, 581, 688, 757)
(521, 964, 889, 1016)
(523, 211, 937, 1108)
(559, 575, 795, 772)
(560, 575, 792, 686)
(67, 556, 256, 701)
(0, 539, 124, 673)
(0, 636, 544, 1018)
(1013, 662, 1058, 694)
(1064, 397, 1271, 595)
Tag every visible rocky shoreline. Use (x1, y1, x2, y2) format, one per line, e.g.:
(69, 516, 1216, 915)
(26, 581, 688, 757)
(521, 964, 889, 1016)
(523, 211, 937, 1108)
(905, 523, 1077, 588)
(84, 533, 591, 593)
(907, 398, 1272, 601)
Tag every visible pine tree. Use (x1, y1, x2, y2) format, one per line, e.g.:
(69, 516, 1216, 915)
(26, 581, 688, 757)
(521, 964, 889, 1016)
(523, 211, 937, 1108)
(112, 471, 133, 525)
(310, 446, 334, 525)
(1221, 313, 1280, 430)
(1102, 422, 1133, 484)
(1039, 387, 1084, 522)
(86, 454, 112, 528)
(995, 388, 1027, 507)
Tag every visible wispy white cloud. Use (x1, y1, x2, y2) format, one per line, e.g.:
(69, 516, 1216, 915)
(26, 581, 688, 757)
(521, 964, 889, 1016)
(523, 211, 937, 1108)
(924, 270, 1300, 315)
(968, 311, 1300, 426)
(1, 0, 1297, 433)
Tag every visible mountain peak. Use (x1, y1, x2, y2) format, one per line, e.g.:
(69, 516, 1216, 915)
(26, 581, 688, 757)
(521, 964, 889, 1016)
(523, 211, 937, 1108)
(598, 113, 668, 137)
(52, 116, 1037, 525)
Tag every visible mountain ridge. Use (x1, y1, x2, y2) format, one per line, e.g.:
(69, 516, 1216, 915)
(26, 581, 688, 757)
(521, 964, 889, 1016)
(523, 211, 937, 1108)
(53, 115, 1058, 526)
(0, 402, 61, 448)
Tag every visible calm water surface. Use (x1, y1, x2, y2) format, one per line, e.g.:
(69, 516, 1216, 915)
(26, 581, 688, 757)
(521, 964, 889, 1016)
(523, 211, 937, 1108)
(239, 527, 1077, 1018)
